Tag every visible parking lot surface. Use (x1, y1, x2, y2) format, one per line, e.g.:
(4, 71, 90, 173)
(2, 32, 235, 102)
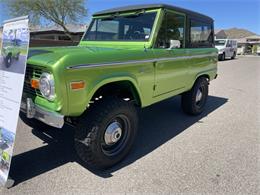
(0, 55, 27, 74)
(1, 56, 259, 194)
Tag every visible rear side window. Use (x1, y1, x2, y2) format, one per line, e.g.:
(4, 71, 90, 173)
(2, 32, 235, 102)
(189, 19, 213, 48)
(232, 40, 237, 47)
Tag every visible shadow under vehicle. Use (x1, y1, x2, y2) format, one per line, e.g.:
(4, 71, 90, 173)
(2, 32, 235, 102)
(14, 96, 227, 186)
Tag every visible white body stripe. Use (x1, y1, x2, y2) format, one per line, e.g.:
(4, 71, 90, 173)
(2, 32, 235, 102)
(67, 53, 217, 70)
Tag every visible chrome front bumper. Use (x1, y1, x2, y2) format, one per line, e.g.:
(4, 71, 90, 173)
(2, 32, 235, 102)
(20, 98, 64, 128)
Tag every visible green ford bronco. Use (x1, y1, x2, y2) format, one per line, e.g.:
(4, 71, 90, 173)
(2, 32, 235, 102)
(21, 4, 218, 169)
(2, 39, 21, 68)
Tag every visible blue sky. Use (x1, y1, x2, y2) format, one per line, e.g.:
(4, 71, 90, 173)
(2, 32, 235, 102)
(1, 0, 260, 34)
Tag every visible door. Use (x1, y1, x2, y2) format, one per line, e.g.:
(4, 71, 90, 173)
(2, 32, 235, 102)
(226, 40, 233, 57)
(153, 11, 188, 97)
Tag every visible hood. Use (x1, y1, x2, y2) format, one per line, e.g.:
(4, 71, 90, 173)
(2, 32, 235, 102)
(27, 46, 123, 68)
(215, 45, 225, 51)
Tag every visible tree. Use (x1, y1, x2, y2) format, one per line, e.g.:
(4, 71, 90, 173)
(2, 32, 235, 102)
(252, 45, 257, 54)
(5, 0, 87, 40)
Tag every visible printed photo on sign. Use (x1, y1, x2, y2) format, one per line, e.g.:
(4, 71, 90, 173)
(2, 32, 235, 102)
(0, 25, 29, 74)
(0, 127, 14, 181)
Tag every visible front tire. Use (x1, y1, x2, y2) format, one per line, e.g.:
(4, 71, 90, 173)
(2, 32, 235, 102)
(181, 77, 209, 115)
(74, 97, 138, 169)
(5, 53, 12, 68)
(221, 53, 225, 61)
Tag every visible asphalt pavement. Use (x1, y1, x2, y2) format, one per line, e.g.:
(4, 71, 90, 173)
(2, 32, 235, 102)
(0, 55, 27, 74)
(0, 56, 259, 194)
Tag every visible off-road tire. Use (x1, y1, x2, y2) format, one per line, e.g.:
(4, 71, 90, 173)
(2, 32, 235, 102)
(221, 53, 225, 61)
(231, 52, 236, 59)
(74, 97, 138, 169)
(5, 53, 12, 68)
(15, 52, 20, 60)
(181, 77, 209, 115)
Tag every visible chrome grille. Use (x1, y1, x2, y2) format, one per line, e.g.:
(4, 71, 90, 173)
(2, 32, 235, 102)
(23, 65, 44, 97)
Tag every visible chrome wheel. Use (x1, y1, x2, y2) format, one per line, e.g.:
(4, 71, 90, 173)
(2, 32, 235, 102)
(195, 88, 203, 104)
(104, 122, 123, 145)
(195, 83, 207, 108)
(101, 115, 130, 157)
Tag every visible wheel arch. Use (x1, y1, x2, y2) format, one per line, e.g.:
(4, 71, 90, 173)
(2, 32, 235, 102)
(191, 73, 210, 88)
(196, 74, 210, 81)
(88, 77, 143, 107)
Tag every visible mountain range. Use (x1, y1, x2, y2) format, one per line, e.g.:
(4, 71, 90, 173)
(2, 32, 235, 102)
(223, 28, 258, 39)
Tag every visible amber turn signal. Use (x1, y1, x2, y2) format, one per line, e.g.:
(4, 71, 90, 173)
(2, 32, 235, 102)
(70, 81, 85, 90)
(31, 79, 39, 89)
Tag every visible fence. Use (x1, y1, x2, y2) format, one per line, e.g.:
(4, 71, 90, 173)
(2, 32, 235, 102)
(29, 39, 79, 47)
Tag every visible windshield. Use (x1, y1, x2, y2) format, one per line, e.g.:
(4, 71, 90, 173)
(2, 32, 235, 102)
(83, 12, 157, 41)
(215, 40, 226, 46)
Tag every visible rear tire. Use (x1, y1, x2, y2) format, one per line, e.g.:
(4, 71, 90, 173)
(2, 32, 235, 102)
(231, 52, 236, 59)
(181, 77, 209, 115)
(15, 52, 20, 60)
(74, 97, 138, 169)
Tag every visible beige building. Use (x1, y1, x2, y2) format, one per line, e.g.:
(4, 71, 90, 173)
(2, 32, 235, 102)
(236, 35, 260, 54)
(30, 24, 86, 42)
(215, 29, 228, 39)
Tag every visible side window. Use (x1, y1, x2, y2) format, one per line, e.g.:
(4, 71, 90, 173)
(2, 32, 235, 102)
(155, 11, 185, 48)
(233, 41, 236, 47)
(227, 40, 232, 47)
(190, 19, 213, 48)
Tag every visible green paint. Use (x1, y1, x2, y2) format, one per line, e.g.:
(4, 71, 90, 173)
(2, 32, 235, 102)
(25, 7, 218, 117)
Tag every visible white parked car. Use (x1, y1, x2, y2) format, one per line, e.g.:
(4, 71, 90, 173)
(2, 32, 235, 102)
(215, 39, 237, 60)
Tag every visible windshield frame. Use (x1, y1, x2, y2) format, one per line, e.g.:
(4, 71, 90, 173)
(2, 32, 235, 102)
(215, 39, 227, 46)
(81, 10, 159, 43)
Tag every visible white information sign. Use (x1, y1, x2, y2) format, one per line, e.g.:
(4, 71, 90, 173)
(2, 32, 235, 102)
(0, 16, 29, 185)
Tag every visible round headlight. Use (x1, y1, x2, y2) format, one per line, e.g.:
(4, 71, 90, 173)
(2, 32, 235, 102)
(39, 73, 55, 101)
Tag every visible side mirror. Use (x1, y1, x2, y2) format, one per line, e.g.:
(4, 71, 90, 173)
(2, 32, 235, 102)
(168, 40, 181, 50)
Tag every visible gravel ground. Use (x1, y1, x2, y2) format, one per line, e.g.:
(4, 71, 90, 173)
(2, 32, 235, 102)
(0, 56, 259, 195)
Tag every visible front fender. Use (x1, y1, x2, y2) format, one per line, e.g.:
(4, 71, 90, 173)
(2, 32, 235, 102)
(88, 76, 143, 104)
(66, 74, 143, 117)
